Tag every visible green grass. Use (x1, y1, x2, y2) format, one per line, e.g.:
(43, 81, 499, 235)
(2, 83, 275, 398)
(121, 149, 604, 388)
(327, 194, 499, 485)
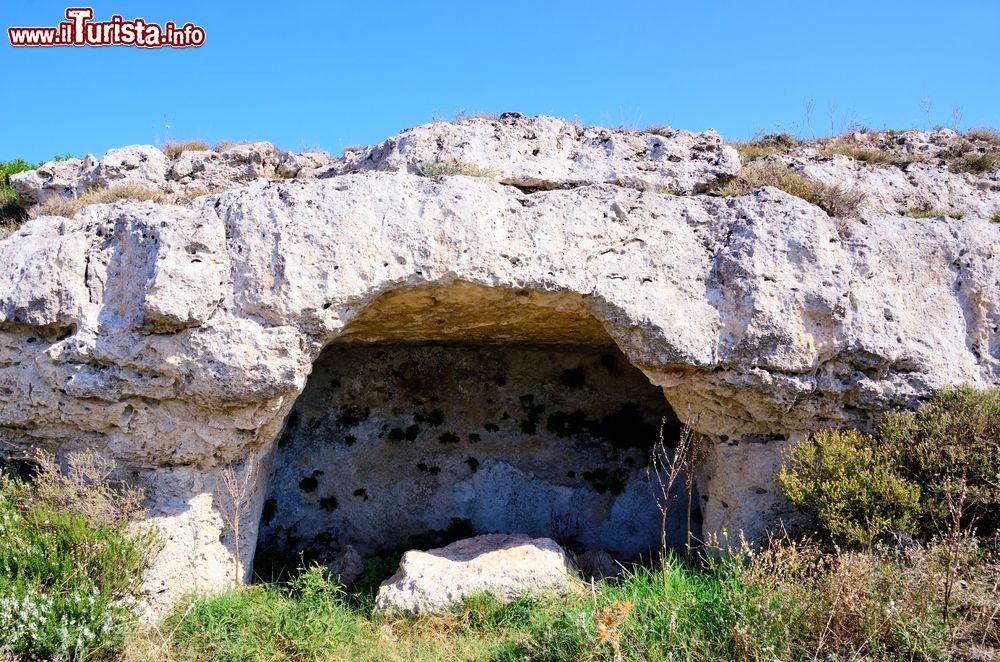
(153, 540, 997, 662)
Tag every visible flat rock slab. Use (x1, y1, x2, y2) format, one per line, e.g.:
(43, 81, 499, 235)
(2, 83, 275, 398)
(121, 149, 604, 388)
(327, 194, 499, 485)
(375, 534, 580, 613)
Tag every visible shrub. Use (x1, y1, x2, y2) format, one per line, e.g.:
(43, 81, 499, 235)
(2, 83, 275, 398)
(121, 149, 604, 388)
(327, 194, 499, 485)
(717, 161, 866, 218)
(162, 140, 211, 159)
(416, 160, 496, 178)
(1, 159, 40, 228)
(781, 388, 1000, 544)
(880, 386, 1000, 536)
(778, 429, 922, 546)
(0, 452, 158, 660)
(992, 209, 1000, 224)
(949, 151, 999, 174)
(807, 180, 867, 218)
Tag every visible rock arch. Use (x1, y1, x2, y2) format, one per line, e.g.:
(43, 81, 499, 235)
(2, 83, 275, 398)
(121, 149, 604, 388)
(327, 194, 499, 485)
(0, 116, 995, 616)
(253, 281, 694, 576)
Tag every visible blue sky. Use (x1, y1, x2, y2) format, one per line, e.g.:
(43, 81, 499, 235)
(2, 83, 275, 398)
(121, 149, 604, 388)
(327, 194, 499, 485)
(3, 1, 999, 162)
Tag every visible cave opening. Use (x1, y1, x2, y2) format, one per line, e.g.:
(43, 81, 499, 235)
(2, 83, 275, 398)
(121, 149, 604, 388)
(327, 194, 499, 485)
(253, 282, 694, 577)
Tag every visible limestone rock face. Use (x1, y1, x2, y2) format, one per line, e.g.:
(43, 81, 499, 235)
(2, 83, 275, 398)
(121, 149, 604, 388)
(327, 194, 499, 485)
(764, 129, 1000, 219)
(331, 112, 740, 193)
(0, 115, 998, 615)
(12, 141, 308, 208)
(375, 534, 580, 613)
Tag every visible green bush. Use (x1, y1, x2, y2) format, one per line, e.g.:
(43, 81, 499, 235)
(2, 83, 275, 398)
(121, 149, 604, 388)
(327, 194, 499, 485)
(777, 429, 922, 546)
(880, 386, 1000, 536)
(780, 387, 1000, 545)
(1, 156, 73, 230)
(0, 453, 158, 660)
(1, 159, 36, 226)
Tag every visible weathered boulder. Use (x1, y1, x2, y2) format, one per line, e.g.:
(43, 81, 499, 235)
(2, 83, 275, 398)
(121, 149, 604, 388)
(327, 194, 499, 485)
(12, 141, 311, 209)
(329, 113, 740, 193)
(375, 534, 580, 613)
(10, 155, 99, 205)
(0, 115, 997, 616)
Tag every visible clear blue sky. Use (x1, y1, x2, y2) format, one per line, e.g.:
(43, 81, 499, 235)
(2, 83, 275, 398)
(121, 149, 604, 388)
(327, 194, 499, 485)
(3, 1, 999, 163)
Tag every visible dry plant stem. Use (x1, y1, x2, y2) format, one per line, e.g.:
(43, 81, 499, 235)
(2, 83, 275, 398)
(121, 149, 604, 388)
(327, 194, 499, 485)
(218, 455, 260, 587)
(646, 419, 698, 567)
(942, 477, 969, 631)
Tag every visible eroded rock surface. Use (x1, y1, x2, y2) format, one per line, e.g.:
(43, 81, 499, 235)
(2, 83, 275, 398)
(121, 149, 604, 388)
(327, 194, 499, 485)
(329, 112, 740, 193)
(375, 534, 580, 613)
(0, 115, 997, 615)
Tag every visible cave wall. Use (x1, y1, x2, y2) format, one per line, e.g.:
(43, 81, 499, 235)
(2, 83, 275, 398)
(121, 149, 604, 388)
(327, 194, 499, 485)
(256, 341, 689, 569)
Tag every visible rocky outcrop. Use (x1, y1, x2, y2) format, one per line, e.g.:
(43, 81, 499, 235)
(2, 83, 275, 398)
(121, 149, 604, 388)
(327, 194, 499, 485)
(10, 142, 334, 209)
(375, 534, 580, 613)
(329, 112, 740, 193)
(767, 129, 1000, 219)
(0, 115, 997, 615)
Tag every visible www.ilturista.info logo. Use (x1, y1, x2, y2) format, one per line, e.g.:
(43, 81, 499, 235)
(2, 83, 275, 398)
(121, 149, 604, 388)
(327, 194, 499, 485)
(8, 8, 205, 48)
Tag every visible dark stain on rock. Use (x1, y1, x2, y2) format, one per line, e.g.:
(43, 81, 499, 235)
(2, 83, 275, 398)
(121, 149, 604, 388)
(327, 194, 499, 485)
(261, 498, 278, 526)
(559, 367, 586, 389)
(581, 467, 630, 495)
(336, 405, 370, 429)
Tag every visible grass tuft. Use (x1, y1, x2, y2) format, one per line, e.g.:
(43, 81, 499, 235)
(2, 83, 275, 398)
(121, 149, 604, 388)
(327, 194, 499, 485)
(730, 132, 799, 160)
(949, 151, 999, 174)
(416, 160, 497, 178)
(906, 206, 966, 219)
(716, 161, 865, 217)
(964, 127, 1000, 145)
(991, 209, 1000, 224)
(162, 140, 211, 159)
(32, 182, 163, 219)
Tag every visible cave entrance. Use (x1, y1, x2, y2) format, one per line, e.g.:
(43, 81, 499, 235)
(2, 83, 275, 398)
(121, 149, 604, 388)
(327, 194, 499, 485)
(254, 282, 692, 574)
